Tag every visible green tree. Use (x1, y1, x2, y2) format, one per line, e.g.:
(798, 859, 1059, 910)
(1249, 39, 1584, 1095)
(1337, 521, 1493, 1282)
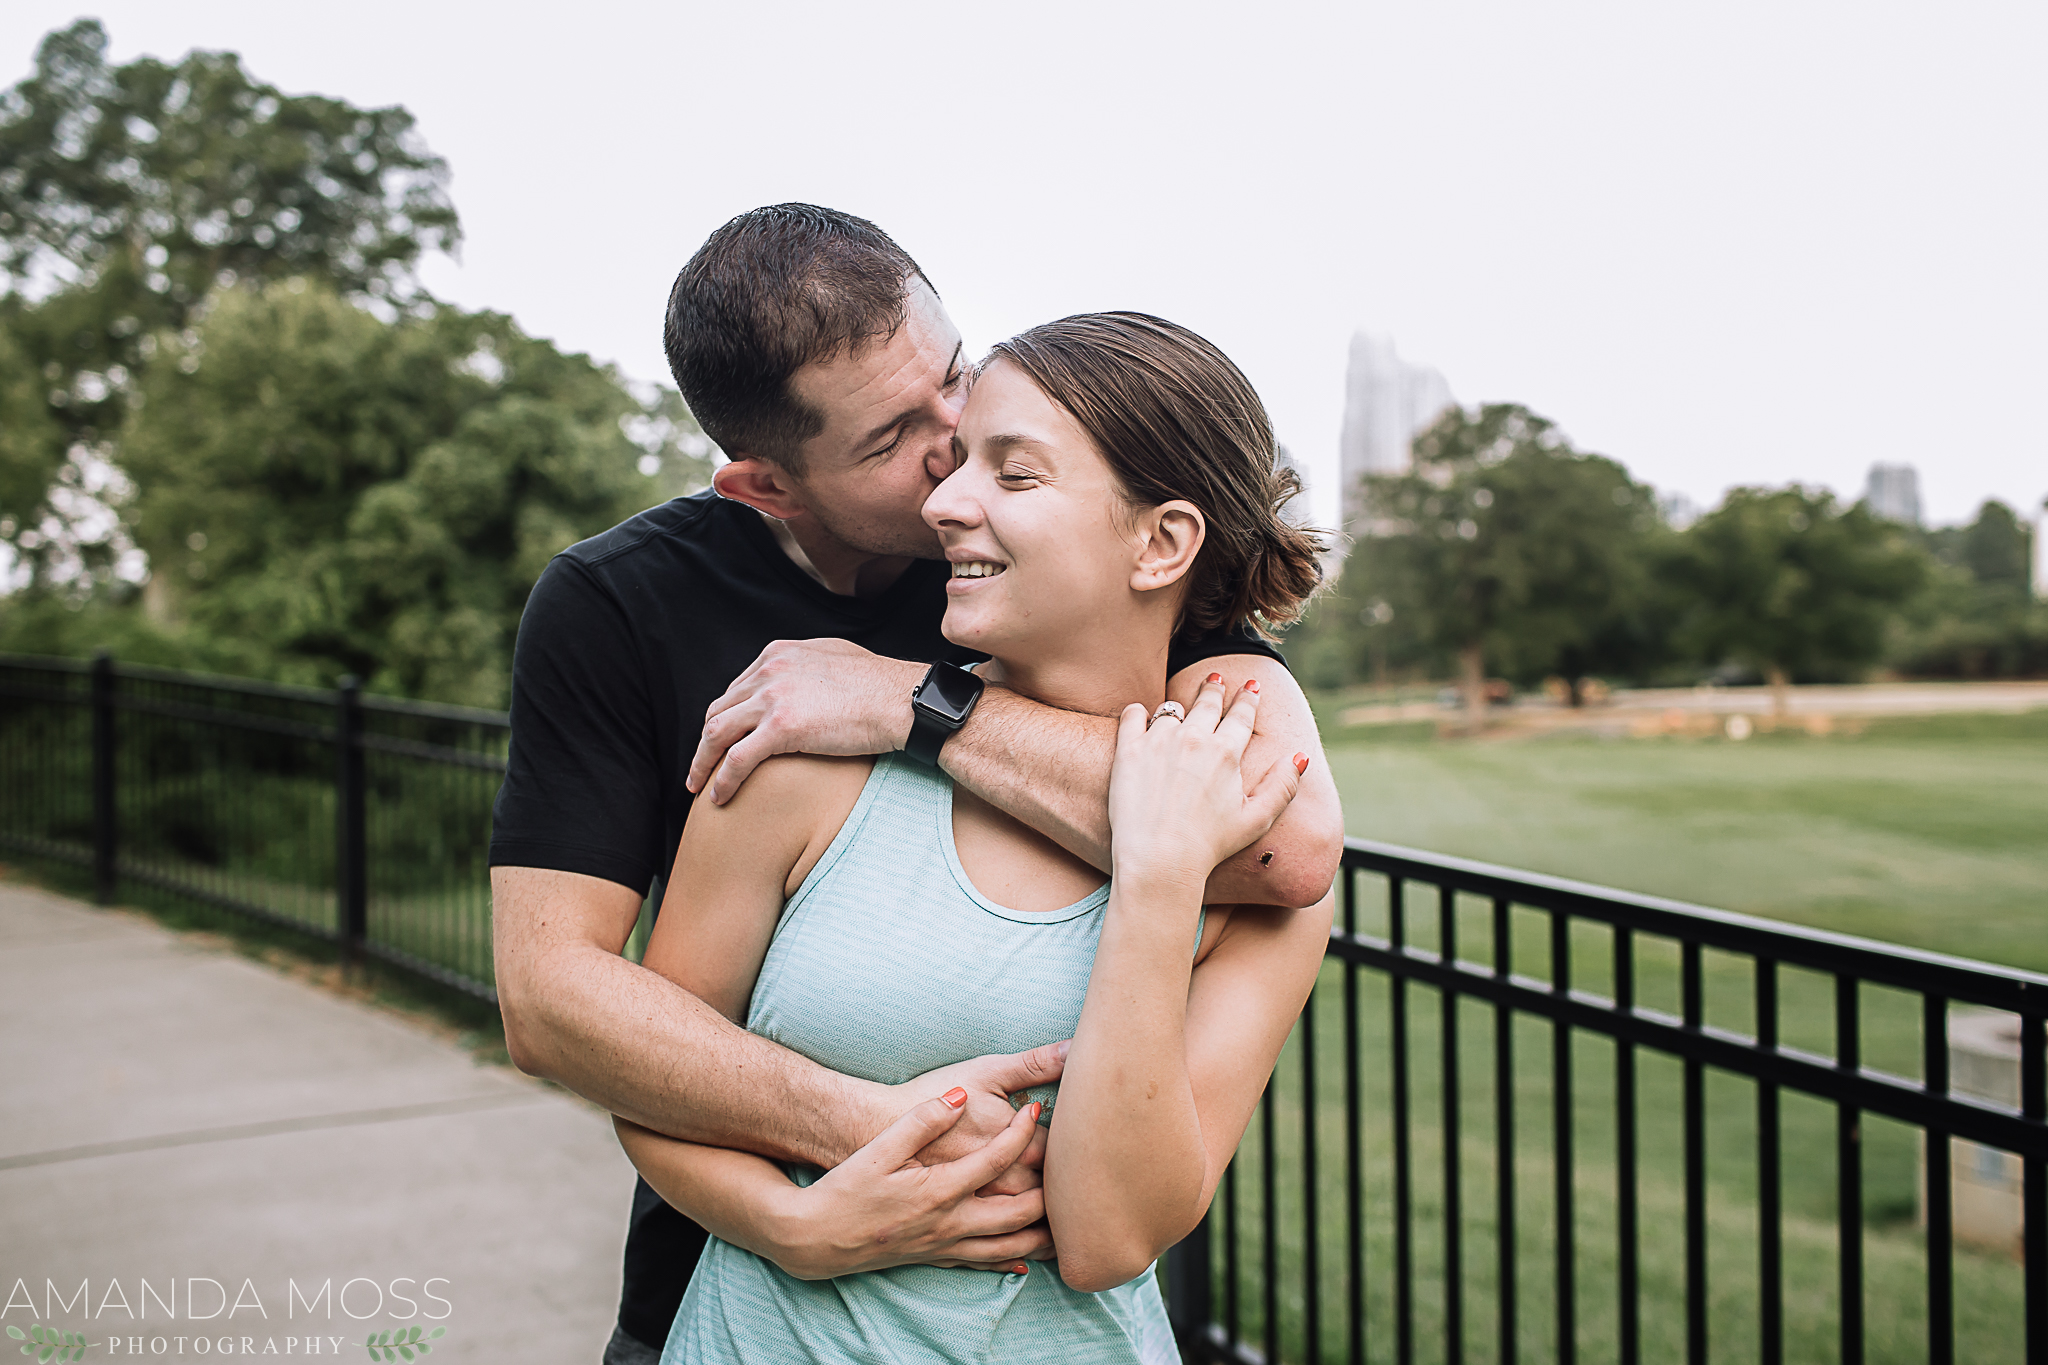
(0, 321, 70, 587)
(0, 18, 459, 587)
(1348, 404, 1665, 727)
(112, 280, 708, 705)
(1893, 500, 2045, 679)
(1666, 486, 1927, 716)
(1957, 500, 2032, 589)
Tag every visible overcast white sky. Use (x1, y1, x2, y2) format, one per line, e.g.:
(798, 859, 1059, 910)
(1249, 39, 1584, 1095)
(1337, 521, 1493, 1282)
(6, 2, 2043, 529)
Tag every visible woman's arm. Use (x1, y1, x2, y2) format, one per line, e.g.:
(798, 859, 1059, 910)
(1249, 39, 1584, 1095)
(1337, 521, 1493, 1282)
(639, 753, 862, 1017)
(1042, 678, 1333, 1292)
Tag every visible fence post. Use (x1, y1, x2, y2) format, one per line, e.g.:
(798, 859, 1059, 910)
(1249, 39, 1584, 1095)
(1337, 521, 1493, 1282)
(336, 675, 367, 967)
(90, 651, 117, 905)
(1165, 1212, 1213, 1354)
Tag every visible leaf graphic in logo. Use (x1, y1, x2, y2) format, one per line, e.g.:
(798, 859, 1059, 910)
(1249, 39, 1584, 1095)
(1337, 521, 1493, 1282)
(357, 1326, 445, 1361)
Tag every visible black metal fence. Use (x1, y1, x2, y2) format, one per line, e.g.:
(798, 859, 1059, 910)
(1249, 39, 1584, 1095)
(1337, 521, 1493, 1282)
(4, 653, 2043, 1363)
(0, 652, 507, 999)
(1166, 844, 2046, 1365)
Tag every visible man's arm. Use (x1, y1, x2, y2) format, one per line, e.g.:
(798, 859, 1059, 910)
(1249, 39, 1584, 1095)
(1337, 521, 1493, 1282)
(686, 642, 1342, 907)
(945, 656, 1341, 908)
(615, 1083, 1051, 1279)
(491, 867, 1061, 1168)
(493, 865, 870, 1167)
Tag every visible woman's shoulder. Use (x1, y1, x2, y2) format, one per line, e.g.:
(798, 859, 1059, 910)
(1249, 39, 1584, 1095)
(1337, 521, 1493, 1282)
(703, 753, 873, 828)
(694, 754, 877, 895)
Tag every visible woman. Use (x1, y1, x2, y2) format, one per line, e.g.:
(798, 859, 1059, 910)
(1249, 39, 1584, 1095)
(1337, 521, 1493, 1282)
(616, 312, 1335, 1364)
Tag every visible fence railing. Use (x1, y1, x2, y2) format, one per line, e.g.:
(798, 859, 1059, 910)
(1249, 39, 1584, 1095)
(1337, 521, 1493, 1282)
(0, 652, 507, 1000)
(4, 653, 2043, 1362)
(1165, 843, 2047, 1365)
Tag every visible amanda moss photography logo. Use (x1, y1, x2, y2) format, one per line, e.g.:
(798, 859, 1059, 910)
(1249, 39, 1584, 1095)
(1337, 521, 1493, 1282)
(4, 1278, 451, 1358)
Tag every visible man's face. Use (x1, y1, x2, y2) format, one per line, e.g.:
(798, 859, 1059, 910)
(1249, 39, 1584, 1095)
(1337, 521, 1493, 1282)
(779, 279, 967, 559)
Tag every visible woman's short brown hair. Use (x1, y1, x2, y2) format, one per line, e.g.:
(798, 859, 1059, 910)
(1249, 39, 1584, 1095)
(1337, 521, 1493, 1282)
(987, 312, 1325, 639)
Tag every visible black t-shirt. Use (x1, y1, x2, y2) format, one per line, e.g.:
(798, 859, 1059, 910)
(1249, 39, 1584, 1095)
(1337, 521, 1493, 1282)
(489, 488, 1284, 1353)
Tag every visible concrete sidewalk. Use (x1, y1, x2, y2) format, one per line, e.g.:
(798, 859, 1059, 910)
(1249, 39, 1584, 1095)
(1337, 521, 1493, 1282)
(0, 881, 637, 1362)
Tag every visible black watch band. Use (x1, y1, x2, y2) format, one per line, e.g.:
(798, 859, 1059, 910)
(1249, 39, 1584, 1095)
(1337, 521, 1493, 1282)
(905, 661, 985, 767)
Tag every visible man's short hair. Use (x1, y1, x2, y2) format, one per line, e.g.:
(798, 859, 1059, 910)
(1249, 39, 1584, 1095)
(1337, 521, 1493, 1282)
(663, 204, 929, 471)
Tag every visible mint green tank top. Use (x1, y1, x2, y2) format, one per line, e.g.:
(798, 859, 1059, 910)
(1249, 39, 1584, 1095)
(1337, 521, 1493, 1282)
(661, 753, 1180, 1365)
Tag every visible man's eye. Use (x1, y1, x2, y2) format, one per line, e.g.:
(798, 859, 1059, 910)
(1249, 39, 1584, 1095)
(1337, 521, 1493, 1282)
(865, 430, 906, 461)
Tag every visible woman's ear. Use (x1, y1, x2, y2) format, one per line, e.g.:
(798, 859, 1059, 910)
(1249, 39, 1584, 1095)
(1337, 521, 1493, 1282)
(1130, 500, 1206, 594)
(712, 458, 808, 521)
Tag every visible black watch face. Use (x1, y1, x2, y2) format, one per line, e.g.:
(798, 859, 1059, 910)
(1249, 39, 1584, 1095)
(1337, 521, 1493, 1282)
(917, 665, 984, 723)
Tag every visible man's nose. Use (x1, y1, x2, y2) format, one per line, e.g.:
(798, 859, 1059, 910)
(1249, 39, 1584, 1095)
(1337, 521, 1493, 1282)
(924, 437, 961, 484)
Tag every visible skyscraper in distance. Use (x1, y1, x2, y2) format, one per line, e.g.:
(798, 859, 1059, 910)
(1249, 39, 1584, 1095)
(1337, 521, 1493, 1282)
(2034, 496, 2048, 600)
(1339, 332, 1452, 526)
(1864, 463, 1923, 526)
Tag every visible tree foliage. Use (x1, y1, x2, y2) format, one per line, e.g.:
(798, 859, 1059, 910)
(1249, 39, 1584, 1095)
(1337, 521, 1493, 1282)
(1663, 486, 1926, 699)
(109, 280, 706, 706)
(0, 18, 460, 588)
(1, 19, 455, 307)
(1894, 500, 2046, 679)
(1344, 404, 1664, 708)
(0, 20, 715, 707)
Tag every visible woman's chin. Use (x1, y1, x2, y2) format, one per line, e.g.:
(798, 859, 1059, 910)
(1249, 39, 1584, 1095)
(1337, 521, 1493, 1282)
(941, 601, 1030, 659)
(940, 604, 991, 651)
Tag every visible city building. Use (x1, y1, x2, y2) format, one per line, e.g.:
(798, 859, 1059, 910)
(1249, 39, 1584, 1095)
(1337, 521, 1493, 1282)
(1338, 332, 1453, 524)
(1864, 462, 1923, 525)
(2035, 496, 2048, 600)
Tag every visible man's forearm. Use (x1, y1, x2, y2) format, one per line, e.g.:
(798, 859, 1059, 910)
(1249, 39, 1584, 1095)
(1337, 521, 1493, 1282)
(940, 685, 1117, 872)
(940, 661, 1343, 908)
(493, 872, 881, 1168)
(519, 944, 877, 1166)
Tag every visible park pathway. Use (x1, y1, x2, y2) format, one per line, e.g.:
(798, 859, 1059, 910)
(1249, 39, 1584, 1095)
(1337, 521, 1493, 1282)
(0, 880, 635, 1363)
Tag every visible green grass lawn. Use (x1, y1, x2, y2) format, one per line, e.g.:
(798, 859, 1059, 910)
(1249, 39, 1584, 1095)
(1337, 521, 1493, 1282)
(1210, 708, 2046, 1363)
(1323, 708, 2048, 974)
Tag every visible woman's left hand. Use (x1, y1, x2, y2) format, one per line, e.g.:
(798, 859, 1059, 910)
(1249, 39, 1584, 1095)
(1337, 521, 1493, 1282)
(1107, 675, 1307, 889)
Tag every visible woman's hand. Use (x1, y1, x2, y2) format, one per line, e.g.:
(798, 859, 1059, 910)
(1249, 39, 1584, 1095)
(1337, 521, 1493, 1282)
(1108, 675, 1306, 890)
(783, 1087, 1052, 1280)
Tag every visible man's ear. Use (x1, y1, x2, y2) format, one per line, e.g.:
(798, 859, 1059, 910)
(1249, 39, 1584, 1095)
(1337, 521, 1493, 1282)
(712, 457, 808, 521)
(1130, 500, 1206, 594)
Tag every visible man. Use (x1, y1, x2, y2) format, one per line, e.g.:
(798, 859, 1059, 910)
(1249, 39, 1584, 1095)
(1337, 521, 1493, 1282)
(488, 204, 1342, 1365)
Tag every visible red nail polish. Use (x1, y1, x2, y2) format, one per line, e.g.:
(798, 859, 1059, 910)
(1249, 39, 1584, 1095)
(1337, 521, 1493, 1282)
(1244, 679, 1259, 694)
(942, 1086, 968, 1108)
(1206, 672, 1223, 685)
(1009, 1263, 1029, 1275)
(1029, 1101, 1043, 1121)
(1293, 752, 1309, 774)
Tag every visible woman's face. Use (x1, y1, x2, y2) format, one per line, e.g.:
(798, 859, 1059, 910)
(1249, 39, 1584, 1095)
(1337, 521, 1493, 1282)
(922, 359, 1149, 662)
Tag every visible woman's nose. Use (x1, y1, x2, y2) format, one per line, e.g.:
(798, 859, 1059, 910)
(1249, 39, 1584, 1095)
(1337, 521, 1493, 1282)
(922, 464, 980, 530)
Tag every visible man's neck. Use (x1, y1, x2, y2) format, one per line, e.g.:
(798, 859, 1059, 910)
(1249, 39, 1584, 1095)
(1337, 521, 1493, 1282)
(763, 513, 915, 599)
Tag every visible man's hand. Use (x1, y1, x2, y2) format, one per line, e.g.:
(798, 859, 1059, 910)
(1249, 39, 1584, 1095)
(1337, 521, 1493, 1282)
(688, 640, 924, 805)
(854, 1040, 1067, 1171)
(780, 1089, 1053, 1279)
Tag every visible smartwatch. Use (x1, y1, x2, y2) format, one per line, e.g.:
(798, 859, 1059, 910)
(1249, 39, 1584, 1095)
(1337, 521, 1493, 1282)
(905, 661, 985, 767)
